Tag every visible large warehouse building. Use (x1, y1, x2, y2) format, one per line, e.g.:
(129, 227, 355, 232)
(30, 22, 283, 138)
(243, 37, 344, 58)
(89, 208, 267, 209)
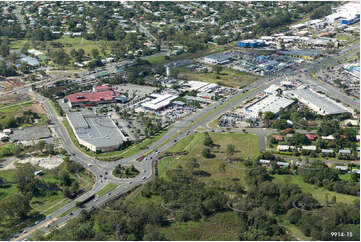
(245, 95, 295, 118)
(66, 111, 127, 152)
(285, 88, 349, 115)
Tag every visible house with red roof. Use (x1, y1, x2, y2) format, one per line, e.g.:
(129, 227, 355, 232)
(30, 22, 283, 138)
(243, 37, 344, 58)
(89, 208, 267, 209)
(306, 134, 317, 141)
(273, 135, 283, 142)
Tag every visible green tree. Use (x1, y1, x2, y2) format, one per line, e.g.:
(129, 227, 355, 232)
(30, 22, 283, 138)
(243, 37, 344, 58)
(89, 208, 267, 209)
(226, 144, 235, 158)
(52, 48, 70, 68)
(59, 170, 72, 186)
(202, 148, 212, 158)
(286, 208, 301, 224)
(0, 194, 31, 220)
(13, 165, 36, 195)
(203, 133, 214, 147)
(91, 48, 100, 59)
(213, 64, 222, 74)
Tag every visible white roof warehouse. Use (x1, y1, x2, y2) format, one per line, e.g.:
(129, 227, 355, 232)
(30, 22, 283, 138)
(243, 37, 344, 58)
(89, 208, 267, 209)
(245, 95, 295, 118)
(66, 111, 127, 152)
(285, 88, 349, 115)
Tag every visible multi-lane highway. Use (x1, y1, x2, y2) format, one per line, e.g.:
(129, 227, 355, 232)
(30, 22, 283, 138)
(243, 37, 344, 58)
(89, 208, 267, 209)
(13, 42, 360, 240)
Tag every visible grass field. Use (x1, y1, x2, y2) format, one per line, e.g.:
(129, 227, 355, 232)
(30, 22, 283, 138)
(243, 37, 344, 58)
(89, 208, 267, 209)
(177, 67, 260, 88)
(158, 132, 259, 188)
(0, 144, 15, 158)
(159, 211, 242, 240)
(96, 183, 118, 197)
(144, 55, 166, 64)
(10, 37, 102, 57)
(0, 100, 33, 114)
(272, 174, 358, 205)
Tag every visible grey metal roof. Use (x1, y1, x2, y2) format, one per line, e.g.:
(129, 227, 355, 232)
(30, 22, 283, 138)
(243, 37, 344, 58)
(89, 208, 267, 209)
(278, 50, 320, 57)
(288, 89, 349, 115)
(204, 52, 236, 62)
(20, 56, 40, 66)
(67, 112, 125, 149)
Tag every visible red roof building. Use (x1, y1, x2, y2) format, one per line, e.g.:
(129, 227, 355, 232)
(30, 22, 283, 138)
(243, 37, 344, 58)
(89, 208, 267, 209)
(93, 85, 113, 92)
(273, 135, 283, 142)
(65, 90, 118, 107)
(306, 134, 317, 141)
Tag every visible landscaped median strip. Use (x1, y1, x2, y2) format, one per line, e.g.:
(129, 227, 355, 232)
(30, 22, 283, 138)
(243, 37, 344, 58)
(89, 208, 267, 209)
(96, 183, 118, 197)
(59, 206, 77, 218)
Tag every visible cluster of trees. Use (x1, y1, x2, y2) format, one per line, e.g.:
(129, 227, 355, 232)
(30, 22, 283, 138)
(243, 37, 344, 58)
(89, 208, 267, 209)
(11, 164, 59, 200)
(0, 110, 43, 130)
(142, 170, 229, 220)
(113, 164, 139, 178)
(139, 115, 162, 138)
(48, 48, 70, 68)
(25, 28, 58, 41)
(298, 161, 359, 196)
(287, 199, 359, 240)
(0, 60, 17, 76)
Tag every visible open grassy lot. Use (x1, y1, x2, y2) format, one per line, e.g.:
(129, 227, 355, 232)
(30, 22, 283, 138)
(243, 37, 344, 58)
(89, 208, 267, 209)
(159, 211, 243, 241)
(0, 100, 33, 114)
(158, 132, 259, 188)
(144, 55, 166, 64)
(53, 37, 102, 56)
(96, 183, 118, 197)
(272, 174, 358, 205)
(0, 144, 15, 158)
(10, 37, 102, 57)
(177, 67, 260, 88)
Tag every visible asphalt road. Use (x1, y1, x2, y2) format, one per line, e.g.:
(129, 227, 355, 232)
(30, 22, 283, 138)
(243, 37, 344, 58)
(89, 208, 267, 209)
(13, 41, 360, 240)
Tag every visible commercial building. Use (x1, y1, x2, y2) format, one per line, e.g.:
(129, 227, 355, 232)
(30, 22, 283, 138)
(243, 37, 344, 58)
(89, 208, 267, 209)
(184, 81, 218, 93)
(203, 52, 236, 64)
(65, 85, 118, 108)
(244, 95, 295, 118)
(276, 50, 320, 60)
(264, 84, 281, 96)
(238, 39, 266, 48)
(66, 111, 126, 152)
(141, 93, 178, 111)
(285, 88, 349, 115)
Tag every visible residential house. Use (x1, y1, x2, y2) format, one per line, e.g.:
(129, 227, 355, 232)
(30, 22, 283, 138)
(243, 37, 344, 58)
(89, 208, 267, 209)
(335, 165, 348, 174)
(273, 135, 283, 142)
(302, 145, 317, 151)
(306, 134, 317, 141)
